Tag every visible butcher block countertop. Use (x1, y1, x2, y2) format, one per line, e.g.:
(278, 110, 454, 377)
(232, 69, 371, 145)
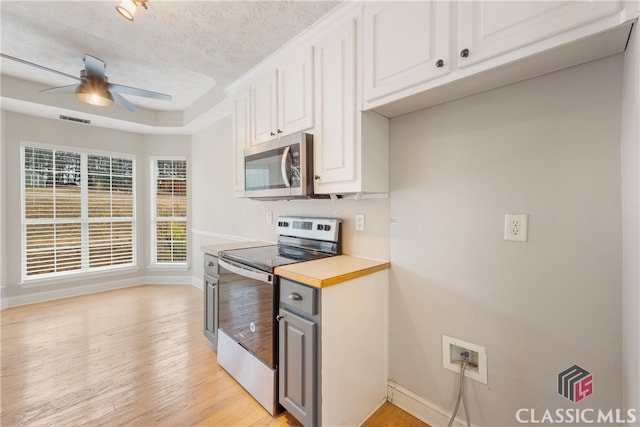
(275, 255, 390, 288)
(200, 241, 272, 257)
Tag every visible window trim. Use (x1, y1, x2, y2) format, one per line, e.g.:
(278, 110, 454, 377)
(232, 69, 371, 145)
(20, 141, 137, 282)
(150, 156, 188, 266)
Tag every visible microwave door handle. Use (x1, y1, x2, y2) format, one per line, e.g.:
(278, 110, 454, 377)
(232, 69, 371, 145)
(281, 146, 291, 188)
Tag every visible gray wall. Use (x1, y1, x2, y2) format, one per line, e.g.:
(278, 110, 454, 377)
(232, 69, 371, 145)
(388, 55, 624, 425)
(621, 24, 640, 418)
(190, 115, 391, 284)
(1, 112, 191, 304)
(1, 111, 6, 308)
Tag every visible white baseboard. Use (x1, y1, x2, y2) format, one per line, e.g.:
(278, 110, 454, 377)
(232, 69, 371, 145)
(387, 381, 471, 427)
(192, 276, 204, 291)
(6, 277, 142, 307)
(5, 275, 195, 308)
(358, 398, 387, 427)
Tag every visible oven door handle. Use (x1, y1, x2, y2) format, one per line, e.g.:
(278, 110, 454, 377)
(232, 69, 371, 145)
(218, 258, 273, 284)
(281, 145, 291, 188)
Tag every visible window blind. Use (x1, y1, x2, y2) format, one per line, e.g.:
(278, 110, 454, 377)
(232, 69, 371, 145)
(22, 146, 135, 280)
(151, 159, 187, 264)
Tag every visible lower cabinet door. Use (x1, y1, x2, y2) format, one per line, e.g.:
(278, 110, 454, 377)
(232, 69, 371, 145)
(204, 274, 218, 346)
(278, 308, 316, 426)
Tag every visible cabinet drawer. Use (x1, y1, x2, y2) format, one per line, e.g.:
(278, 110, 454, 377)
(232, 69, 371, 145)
(204, 253, 218, 276)
(280, 278, 317, 316)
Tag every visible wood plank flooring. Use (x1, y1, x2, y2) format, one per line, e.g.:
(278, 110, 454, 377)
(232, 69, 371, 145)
(1, 285, 428, 426)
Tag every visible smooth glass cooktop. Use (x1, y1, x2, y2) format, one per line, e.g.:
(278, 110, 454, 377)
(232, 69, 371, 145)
(220, 245, 332, 272)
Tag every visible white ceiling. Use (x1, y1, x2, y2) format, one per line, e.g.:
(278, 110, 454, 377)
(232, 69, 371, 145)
(0, 0, 339, 134)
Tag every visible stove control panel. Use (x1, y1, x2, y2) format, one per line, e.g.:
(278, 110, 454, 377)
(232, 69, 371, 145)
(276, 216, 341, 242)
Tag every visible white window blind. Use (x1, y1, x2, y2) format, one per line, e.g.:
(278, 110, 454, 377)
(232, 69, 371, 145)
(151, 159, 187, 264)
(22, 146, 135, 280)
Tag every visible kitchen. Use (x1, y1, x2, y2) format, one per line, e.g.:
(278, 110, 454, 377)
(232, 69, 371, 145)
(2, 1, 640, 427)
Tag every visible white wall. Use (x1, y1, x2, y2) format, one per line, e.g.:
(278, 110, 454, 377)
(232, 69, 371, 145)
(190, 115, 391, 285)
(388, 55, 624, 426)
(2, 112, 191, 306)
(1, 110, 6, 309)
(621, 24, 640, 419)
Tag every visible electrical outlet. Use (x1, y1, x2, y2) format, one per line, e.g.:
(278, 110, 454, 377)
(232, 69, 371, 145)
(504, 213, 528, 242)
(266, 211, 273, 225)
(355, 214, 365, 232)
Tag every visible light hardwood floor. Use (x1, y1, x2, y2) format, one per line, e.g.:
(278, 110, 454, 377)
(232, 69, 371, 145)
(1, 285, 428, 426)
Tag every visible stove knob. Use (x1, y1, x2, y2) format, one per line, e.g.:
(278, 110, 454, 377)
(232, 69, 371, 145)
(324, 225, 331, 231)
(283, 222, 289, 227)
(317, 224, 323, 230)
(277, 221, 282, 227)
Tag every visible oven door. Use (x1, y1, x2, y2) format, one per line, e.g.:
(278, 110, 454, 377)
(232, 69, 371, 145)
(217, 258, 277, 368)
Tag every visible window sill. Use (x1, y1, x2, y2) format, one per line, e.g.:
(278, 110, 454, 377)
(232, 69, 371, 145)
(147, 264, 190, 273)
(20, 266, 140, 288)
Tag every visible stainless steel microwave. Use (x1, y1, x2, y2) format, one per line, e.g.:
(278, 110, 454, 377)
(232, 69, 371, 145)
(244, 132, 314, 199)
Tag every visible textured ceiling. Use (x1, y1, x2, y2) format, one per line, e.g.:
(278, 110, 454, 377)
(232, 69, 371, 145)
(0, 0, 339, 121)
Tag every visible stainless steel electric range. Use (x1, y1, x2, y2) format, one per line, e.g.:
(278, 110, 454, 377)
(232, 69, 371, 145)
(216, 216, 342, 415)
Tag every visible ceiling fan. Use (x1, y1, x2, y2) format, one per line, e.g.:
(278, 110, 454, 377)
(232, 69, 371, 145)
(0, 53, 172, 112)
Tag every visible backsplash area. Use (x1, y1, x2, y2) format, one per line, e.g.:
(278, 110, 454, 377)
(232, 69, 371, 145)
(191, 116, 391, 268)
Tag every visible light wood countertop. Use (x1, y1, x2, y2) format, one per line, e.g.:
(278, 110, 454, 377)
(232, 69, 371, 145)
(200, 241, 272, 257)
(275, 255, 390, 288)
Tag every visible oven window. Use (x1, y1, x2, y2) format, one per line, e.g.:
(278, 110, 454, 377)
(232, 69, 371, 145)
(218, 270, 275, 367)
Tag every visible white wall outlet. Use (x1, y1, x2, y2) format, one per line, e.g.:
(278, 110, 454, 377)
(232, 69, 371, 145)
(442, 335, 488, 384)
(266, 211, 273, 225)
(355, 214, 365, 232)
(504, 213, 528, 242)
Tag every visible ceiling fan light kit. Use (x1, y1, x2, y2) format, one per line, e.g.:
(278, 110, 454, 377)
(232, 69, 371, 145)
(75, 75, 114, 107)
(116, 0, 147, 22)
(0, 52, 172, 112)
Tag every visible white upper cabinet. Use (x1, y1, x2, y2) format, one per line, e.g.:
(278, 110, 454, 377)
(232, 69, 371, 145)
(250, 47, 314, 145)
(313, 17, 357, 191)
(363, 1, 451, 109)
(250, 70, 278, 145)
(232, 88, 250, 194)
(314, 16, 389, 195)
(278, 48, 314, 137)
(458, 1, 625, 68)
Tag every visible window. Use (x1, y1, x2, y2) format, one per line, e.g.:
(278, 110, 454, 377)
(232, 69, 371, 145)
(22, 145, 135, 281)
(151, 159, 187, 265)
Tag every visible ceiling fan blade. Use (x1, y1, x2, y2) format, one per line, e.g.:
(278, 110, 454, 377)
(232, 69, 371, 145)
(40, 84, 79, 94)
(0, 53, 81, 81)
(111, 91, 136, 112)
(83, 54, 106, 77)
(108, 83, 172, 101)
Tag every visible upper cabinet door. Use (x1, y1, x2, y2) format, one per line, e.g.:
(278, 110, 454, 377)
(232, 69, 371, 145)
(250, 70, 278, 145)
(363, 1, 451, 108)
(232, 89, 250, 194)
(278, 47, 314, 136)
(458, 1, 624, 68)
(313, 17, 358, 192)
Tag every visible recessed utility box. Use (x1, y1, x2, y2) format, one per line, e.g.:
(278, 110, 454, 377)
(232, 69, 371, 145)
(442, 335, 488, 384)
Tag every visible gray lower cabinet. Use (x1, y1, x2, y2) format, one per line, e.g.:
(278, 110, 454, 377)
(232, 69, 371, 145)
(203, 253, 219, 347)
(204, 274, 218, 346)
(278, 278, 319, 426)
